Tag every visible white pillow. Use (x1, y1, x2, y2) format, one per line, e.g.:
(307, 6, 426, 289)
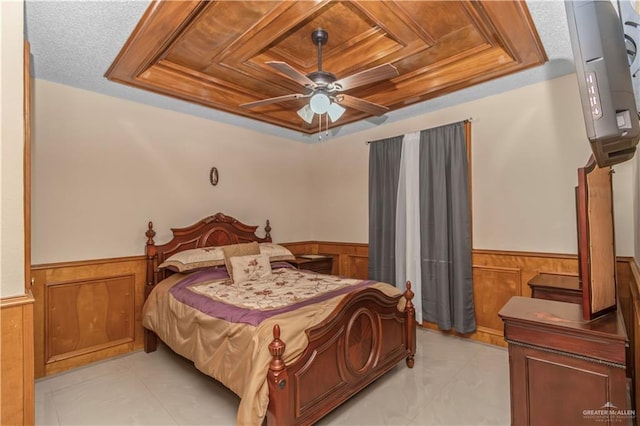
(229, 254, 272, 283)
(158, 247, 225, 272)
(259, 243, 295, 262)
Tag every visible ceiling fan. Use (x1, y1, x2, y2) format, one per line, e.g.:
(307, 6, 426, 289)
(240, 29, 399, 125)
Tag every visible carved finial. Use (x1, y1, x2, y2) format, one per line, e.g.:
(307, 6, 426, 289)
(265, 219, 272, 241)
(404, 281, 414, 301)
(273, 323, 280, 339)
(404, 281, 415, 313)
(146, 221, 156, 245)
(268, 324, 286, 372)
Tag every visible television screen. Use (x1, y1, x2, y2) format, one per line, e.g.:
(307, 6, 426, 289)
(565, 0, 639, 166)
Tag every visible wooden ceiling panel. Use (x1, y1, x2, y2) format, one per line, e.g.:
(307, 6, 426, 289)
(271, 2, 378, 69)
(166, 2, 281, 71)
(387, 1, 468, 41)
(391, 26, 488, 79)
(106, 0, 547, 134)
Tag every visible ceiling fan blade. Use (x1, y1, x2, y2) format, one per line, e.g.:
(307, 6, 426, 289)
(240, 93, 303, 109)
(334, 63, 398, 91)
(340, 95, 389, 116)
(266, 61, 315, 88)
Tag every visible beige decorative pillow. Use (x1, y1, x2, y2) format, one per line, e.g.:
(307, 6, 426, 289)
(259, 243, 295, 262)
(158, 247, 225, 272)
(229, 254, 272, 283)
(222, 241, 260, 280)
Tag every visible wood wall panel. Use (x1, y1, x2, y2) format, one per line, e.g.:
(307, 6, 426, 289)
(472, 249, 579, 298)
(283, 241, 370, 279)
(32, 257, 145, 377)
(318, 242, 369, 280)
(1, 294, 35, 426)
(46, 274, 135, 363)
(472, 266, 520, 334)
(619, 258, 640, 411)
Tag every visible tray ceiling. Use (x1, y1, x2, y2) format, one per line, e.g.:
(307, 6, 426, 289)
(106, 0, 547, 134)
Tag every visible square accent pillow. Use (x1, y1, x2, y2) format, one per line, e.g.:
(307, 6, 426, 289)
(229, 254, 272, 283)
(222, 241, 260, 280)
(259, 243, 295, 262)
(158, 247, 225, 272)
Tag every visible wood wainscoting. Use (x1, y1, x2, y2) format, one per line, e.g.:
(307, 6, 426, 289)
(618, 258, 640, 411)
(283, 243, 583, 346)
(32, 256, 146, 378)
(282, 241, 369, 279)
(31, 245, 639, 387)
(282, 244, 638, 351)
(469, 249, 579, 346)
(1, 293, 35, 426)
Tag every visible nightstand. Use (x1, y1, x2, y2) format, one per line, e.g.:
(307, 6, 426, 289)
(528, 273, 582, 305)
(288, 256, 333, 274)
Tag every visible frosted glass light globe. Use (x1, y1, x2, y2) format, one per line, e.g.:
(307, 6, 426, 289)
(309, 92, 330, 114)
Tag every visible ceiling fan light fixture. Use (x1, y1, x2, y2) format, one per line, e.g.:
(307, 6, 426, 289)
(309, 92, 330, 114)
(327, 101, 346, 122)
(297, 104, 314, 124)
(242, 29, 398, 132)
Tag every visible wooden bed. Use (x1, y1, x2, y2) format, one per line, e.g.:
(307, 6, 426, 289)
(142, 212, 416, 425)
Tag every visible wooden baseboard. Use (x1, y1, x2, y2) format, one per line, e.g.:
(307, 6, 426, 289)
(1, 293, 35, 426)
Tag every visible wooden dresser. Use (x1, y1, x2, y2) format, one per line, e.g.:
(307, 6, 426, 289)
(501, 157, 633, 425)
(499, 297, 630, 425)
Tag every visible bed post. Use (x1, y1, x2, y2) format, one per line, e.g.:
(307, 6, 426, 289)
(144, 221, 158, 353)
(403, 281, 416, 368)
(266, 324, 293, 425)
(264, 220, 272, 242)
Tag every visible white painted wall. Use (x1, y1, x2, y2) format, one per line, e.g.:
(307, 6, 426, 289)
(0, 0, 26, 298)
(31, 74, 637, 265)
(305, 74, 636, 257)
(32, 80, 313, 264)
(613, 162, 635, 258)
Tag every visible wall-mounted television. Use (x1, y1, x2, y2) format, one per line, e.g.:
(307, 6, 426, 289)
(565, 0, 639, 167)
(618, 0, 639, 112)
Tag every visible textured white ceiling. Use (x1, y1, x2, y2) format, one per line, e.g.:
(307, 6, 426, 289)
(24, 0, 576, 143)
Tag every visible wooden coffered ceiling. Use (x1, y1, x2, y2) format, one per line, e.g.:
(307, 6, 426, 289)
(106, 0, 547, 134)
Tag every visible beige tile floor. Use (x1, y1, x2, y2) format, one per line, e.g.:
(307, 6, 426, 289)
(35, 328, 510, 425)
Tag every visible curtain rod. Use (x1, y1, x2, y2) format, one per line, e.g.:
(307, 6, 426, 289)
(365, 117, 474, 145)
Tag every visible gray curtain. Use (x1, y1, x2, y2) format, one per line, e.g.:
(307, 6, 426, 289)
(368, 136, 403, 283)
(419, 123, 475, 333)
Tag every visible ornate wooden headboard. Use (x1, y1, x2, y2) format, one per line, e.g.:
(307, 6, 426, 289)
(145, 212, 272, 288)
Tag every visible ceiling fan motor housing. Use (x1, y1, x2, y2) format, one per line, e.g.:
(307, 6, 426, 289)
(307, 70, 337, 87)
(311, 28, 328, 46)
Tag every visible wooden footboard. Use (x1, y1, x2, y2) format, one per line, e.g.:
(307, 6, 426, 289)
(267, 283, 416, 425)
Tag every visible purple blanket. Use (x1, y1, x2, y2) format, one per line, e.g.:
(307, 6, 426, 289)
(168, 263, 375, 326)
